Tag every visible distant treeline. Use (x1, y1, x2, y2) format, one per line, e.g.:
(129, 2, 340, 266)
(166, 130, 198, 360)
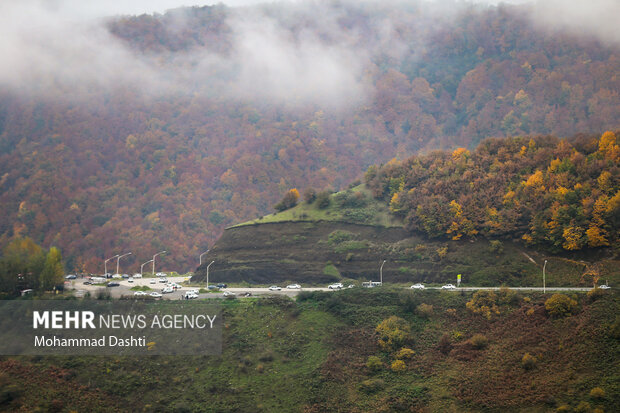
(366, 132, 620, 251)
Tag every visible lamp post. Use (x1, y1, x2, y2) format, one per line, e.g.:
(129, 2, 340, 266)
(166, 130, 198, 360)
(152, 251, 166, 276)
(116, 252, 132, 275)
(200, 250, 209, 265)
(206, 260, 215, 289)
(380, 260, 386, 286)
(543, 259, 548, 294)
(140, 260, 153, 277)
(104, 254, 119, 276)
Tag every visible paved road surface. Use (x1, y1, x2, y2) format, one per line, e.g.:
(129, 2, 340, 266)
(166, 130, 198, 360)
(67, 278, 601, 300)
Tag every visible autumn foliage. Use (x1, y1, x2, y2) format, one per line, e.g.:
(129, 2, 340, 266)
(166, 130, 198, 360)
(366, 132, 620, 251)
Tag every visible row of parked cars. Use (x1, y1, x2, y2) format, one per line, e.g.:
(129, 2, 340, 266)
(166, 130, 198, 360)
(410, 283, 457, 289)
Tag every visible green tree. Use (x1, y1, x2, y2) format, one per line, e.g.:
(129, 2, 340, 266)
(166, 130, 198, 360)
(40, 247, 64, 291)
(0, 237, 46, 295)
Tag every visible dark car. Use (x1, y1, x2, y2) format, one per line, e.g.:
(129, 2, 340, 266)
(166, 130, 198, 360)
(216, 283, 228, 288)
(207, 285, 219, 290)
(83, 281, 92, 285)
(107, 282, 120, 287)
(65, 274, 77, 280)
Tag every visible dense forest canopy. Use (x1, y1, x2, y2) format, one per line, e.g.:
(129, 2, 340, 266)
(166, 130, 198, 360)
(365, 131, 620, 251)
(0, 1, 618, 272)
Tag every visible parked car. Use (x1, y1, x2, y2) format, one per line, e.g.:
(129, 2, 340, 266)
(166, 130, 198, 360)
(328, 283, 343, 289)
(159, 278, 168, 283)
(441, 284, 456, 289)
(286, 284, 301, 289)
(183, 292, 198, 299)
(84, 281, 92, 285)
(268, 286, 282, 291)
(149, 292, 162, 298)
(239, 292, 252, 297)
(599, 285, 611, 289)
(127, 277, 134, 283)
(207, 285, 219, 290)
(121, 274, 130, 279)
(107, 282, 120, 287)
(222, 291, 235, 297)
(156, 272, 167, 277)
(150, 279, 157, 284)
(216, 283, 228, 288)
(65, 274, 77, 280)
(162, 286, 174, 294)
(410, 283, 425, 289)
(112, 274, 122, 279)
(133, 291, 147, 296)
(133, 273, 143, 279)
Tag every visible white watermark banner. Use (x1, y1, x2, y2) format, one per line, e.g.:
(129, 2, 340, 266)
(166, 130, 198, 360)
(0, 300, 221, 355)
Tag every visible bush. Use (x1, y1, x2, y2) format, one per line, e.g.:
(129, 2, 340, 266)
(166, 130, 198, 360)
(274, 188, 300, 212)
(469, 334, 489, 350)
(416, 303, 433, 318)
(574, 401, 591, 413)
(359, 378, 385, 394)
(438, 334, 452, 355)
(303, 187, 317, 203)
(396, 348, 415, 359)
(555, 405, 571, 413)
(366, 356, 383, 372)
(521, 353, 537, 370)
(545, 294, 579, 318)
(489, 240, 504, 253)
(498, 286, 519, 306)
(391, 359, 407, 372)
(466, 290, 499, 319)
(589, 387, 605, 399)
(376, 316, 411, 351)
(315, 191, 331, 209)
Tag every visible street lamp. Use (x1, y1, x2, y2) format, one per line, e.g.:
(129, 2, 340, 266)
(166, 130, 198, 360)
(200, 250, 209, 265)
(140, 260, 153, 277)
(543, 259, 548, 294)
(206, 261, 215, 289)
(104, 254, 119, 276)
(380, 260, 386, 286)
(116, 252, 132, 275)
(152, 250, 166, 276)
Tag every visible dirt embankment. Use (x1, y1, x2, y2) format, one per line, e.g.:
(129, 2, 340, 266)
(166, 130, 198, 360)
(192, 221, 410, 284)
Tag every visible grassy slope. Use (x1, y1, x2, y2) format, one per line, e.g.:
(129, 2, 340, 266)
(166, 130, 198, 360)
(2, 290, 618, 412)
(233, 185, 402, 228)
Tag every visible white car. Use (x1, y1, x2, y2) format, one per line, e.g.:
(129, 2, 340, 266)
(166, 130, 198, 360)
(268, 286, 282, 291)
(410, 283, 425, 289)
(162, 286, 174, 294)
(127, 277, 134, 283)
(150, 279, 157, 284)
(133, 291, 147, 296)
(328, 283, 343, 289)
(183, 292, 198, 299)
(188, 289, 200, 295)
(222, 291, 235, 297)
(441, 284, 457, 289)
(133, 273, 142, 279)
(286, 284, 301, 289)
(599, 285, 611, 289)
(149, 292, 162, 298)
(112, 274, 122, 279)
(159, 278, 168, 283)
(156, 272, 167, 277)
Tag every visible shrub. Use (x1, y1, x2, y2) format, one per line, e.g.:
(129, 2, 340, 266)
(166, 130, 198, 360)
(359, 378, 385, 394)
(489, 240, 504, 253)
(391, 359, 407, 372)
(498, 286, 519, 306)
(436, 246, 448, 259)
(274, 188, 300, 212)
(545, 294, 579, 318)
(521, 353, 537, 370)
(416, 303, 433, 318)
(396, 348, 415, 359)
(555, 405, 571, 413)
(315, 191, 331, 209)
(589, 387, 605, 399)
(438, 334, 452, 355)
(303, 187, 317, 203)
(366, 356, 383, 372)
(469, 334, 489, 350)
(376, 316, 411, 351)
(574, 401, 591, 413)
(466, 290, 499, 319)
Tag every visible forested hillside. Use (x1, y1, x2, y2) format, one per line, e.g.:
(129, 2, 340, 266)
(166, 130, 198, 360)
(0, 1, 618, 271)
(366, 132, 620, 252)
